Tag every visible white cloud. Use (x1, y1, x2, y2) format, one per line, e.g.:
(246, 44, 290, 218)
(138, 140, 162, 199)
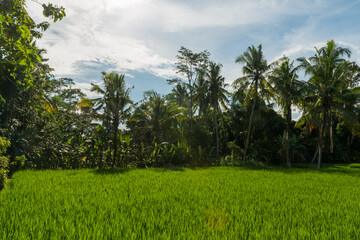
(26, 0, 332, 78)
(27, 0, 175, 79)
(337, 41, 360, 64)
(26, 0, 360, 99)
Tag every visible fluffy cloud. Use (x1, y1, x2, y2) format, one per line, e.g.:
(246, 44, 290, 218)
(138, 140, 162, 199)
(26, 0, 360, 97)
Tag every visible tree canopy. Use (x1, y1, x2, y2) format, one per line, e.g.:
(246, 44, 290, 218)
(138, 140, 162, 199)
(1, 1, 360, 188)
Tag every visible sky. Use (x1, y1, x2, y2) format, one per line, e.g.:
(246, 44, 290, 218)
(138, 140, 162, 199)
(26, 0, 360, 104)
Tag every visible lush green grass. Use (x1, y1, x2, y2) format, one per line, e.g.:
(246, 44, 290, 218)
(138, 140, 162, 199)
(1, 166, 360, 239)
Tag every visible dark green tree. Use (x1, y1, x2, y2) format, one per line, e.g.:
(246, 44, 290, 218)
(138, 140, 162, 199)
(130, 91, 183, 144)
(207, 62, 229, 157)
(234, 44, 271, 158)
(298, 40, 359, 168)
(194, 69, 210, 118)
(268, 57, 303, 167)
(91, 72, 133, 168)
(174, 47, 210, 131)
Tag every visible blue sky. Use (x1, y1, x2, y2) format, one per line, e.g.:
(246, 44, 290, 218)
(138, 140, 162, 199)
(27, 0, 360, 104)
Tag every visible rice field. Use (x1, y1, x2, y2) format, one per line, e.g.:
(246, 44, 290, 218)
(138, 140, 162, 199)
(1, 166, 360, 239)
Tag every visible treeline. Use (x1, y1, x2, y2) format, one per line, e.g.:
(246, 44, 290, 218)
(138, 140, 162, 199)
(1, 1, 360, 188)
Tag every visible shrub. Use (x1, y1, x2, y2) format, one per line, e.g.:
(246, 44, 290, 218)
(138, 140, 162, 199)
(0, 156, 9, 190)
(0, 137, 10, 190)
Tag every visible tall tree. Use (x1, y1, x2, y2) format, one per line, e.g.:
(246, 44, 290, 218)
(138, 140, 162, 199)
(298, 40, 357, 168)
(268, 57, 303, 167)
(207, 62, 229, 158)
(166, 80, 189, 108)
(234, 44, 271, 158)
(0, 0, 65, 101)
(91, 72, 133, 168)
(0, 0, 65, 170)
(33, 77, 90, 169)
(130, 91, 183, 144)
(194, 69, 210, 118)
(174, 47, 210, 131)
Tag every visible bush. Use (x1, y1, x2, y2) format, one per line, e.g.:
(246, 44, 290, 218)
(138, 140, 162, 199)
(217, 153, 241, 167)
(0, 156, 9, 190)
(0, 137, 10, 190)
(11, 155, 26, 172)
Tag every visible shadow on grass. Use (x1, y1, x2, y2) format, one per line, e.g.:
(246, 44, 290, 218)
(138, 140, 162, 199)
(317, 165, 360, 177)
(235, 163, 360, 177)
(91, 166, 188, 175)
(92, 168, 133, 175)
(149, 166, 186, 172)
(90, 163, 360, 177)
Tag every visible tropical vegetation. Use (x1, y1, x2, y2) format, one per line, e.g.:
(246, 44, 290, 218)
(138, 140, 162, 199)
(0, 0, 360, 187)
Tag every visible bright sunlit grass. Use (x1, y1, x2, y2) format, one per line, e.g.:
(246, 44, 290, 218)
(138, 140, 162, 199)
(1, 166, 360, 239)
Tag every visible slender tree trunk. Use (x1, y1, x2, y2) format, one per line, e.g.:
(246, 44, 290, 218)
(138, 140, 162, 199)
(318, 111, 326, 169)
(189, 79, 193, 133)
(330, 117, 334, 153)
(214, 106, 220, 158)
(318, 140, 322, 169)
(347, 134, 354, 158)
(244, 79, 258, 158)
(311, 146, 319, 164)
(112, 120, 119, 168)
(99, 144, 104, 169)
(285, 105, 291, 168)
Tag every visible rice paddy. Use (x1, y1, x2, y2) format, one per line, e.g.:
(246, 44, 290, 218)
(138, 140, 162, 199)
(1, 166, 360, 239)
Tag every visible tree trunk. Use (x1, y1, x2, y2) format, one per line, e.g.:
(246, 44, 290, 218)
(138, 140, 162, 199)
(347, 134, 354, 158)
(311, 146, 319, 164)
(189, 79, 193, 133)
(244, 79, 258, 158)
(99, 144, 104, 169)
(318, 140, 322, 169)
(285, 105, 291, 168)
(214, 106, 220, 159)
(330, 117, 333, 153)
(112, 121, 119, 168)
(318, 111, 326, 169)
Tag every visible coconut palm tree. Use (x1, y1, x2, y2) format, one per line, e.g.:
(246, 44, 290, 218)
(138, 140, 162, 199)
(268, 57, 304, 167)
(91, 72, 133, 168)
(166, 80, 189, 108)
(297, 40, 353, 168)
(132, 91, 183, 144)
(207, 62, 229, 157)
(194, 69, 210, 118)
(234, 44, 271, 158)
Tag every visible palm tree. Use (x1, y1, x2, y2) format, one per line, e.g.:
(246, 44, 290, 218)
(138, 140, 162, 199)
(175, 47, 210, 132)
(207, 62, 229, 157)
(91, 72, 133, 168)
(268, 57, 303, 167)
(131, 91, 183, 144)
(77, 97, 93, 114)
(166, 80, 189, 108)
(194, 69, 210, 118)
(234, 44, 271, 158)
(297, 40, 352, 168)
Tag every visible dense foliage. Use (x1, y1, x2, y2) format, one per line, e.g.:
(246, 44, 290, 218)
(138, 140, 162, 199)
(0, 1, 360, 187)
(2, 167, 360, 239)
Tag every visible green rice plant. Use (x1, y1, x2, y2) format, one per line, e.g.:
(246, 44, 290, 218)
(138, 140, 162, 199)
(1, 166, 360, 239)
